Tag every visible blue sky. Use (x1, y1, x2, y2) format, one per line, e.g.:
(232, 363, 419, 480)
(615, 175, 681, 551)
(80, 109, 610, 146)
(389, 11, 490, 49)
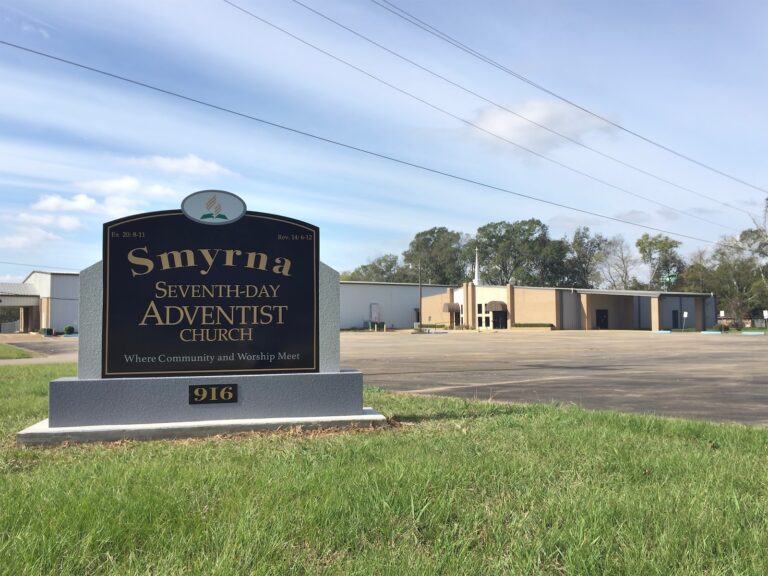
(1, 0, 766, 282)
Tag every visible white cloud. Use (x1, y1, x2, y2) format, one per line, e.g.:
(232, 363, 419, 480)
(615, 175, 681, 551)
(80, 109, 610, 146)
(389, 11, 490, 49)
(30, 193, 140, 219)
(74, 176, 177, 199)
(132, 154, 233, 176)
(144, 184, 177, 197)
(75, 176, 140, 194)
(615, 209, 651, 223)
(32, 193, 98, 212)
(17, 213, 83, 230)
(0, 227, 60, 249)
(656, 207, 681, 221)
(474, 99, 615, 154)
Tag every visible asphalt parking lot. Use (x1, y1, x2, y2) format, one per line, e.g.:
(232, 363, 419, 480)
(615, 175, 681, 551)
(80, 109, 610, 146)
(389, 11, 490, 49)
(341, 330, 768, 426)
(3, 330, 766, 425)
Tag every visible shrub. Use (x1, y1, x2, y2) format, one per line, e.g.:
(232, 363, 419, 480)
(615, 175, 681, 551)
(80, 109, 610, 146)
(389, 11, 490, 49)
(64, 325, 75, 335)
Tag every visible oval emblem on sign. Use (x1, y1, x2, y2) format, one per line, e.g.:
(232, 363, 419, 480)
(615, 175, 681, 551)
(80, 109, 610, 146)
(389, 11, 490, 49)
(181, 190, 247, 225)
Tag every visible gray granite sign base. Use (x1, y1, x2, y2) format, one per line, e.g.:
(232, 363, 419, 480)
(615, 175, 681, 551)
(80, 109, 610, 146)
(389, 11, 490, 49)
(49, 370, 364, 427)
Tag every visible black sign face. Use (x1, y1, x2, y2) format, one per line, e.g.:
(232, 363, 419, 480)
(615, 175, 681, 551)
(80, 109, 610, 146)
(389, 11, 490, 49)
(102, 202, 319, 377)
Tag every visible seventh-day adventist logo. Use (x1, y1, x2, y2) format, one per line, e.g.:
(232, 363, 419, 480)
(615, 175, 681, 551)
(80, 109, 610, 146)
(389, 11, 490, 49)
(181, 190, 246, 225)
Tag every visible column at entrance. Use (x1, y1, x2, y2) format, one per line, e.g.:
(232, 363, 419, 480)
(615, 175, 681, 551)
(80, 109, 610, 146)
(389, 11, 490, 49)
(650, 297, 662, 331)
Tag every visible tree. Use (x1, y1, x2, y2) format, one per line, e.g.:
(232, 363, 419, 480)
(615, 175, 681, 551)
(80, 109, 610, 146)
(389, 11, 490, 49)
(598, 236, 639, 290)
(0, 307, 19, 323)
(739, 198, 768, 309)
(471, 221, 518, 285)
(471, 219, 569, 286)
(635, 233, 685, 290)
(710, 238, 760, 327)
(340, 254, 415, 283)
(401, 227, 468, 285)
(564, 227, 608, 288)
(678, 249, 716, 294)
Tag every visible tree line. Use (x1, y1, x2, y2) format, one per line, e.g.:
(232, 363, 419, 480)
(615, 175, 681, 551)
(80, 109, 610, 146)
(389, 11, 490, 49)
(341, 210, 768, 325)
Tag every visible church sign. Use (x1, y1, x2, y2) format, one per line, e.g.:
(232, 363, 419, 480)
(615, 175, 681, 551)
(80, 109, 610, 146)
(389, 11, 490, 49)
(102, 190, 319, 377)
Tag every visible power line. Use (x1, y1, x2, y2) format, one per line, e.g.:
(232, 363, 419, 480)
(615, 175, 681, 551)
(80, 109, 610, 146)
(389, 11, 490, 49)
(220, 0, 735, 231)
(0, 39, 715, 243)
(0, 260, 80, 272)
(288, 0, 748, 218)
(368, 0, 768, 197)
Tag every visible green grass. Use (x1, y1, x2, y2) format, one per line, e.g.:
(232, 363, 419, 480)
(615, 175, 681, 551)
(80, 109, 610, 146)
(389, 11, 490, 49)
(2, 364, 768, 575)
(0, 343, 34, 360)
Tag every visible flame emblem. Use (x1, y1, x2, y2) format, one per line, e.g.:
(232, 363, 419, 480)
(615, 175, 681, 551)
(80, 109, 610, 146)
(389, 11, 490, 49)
(201, 195, 228, 220)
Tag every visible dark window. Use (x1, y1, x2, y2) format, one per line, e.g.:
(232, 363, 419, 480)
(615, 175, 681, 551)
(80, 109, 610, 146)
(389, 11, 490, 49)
(477, 304, 482, 314)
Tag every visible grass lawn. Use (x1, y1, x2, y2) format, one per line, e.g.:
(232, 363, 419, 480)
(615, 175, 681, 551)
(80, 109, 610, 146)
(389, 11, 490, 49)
(0, 343, 34, 360)
(2, 364, 768, 575)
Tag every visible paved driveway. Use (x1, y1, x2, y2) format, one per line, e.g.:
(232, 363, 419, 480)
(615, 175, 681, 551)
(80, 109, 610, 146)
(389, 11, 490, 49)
(341, 330, 768, 426)
(0, 334, 78, 364)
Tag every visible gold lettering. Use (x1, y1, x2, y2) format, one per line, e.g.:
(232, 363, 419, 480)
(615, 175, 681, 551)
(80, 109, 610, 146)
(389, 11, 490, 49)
(128, 246, 154, 277)
(158, 249, 196, 271)
(139, 300, 163, 325)
(154, 281, 168, 298)
(245, 251, 268, 270)
(272, 257, 292, 277)
(224, 249, 242, 266)
(198, 249, 220, 276)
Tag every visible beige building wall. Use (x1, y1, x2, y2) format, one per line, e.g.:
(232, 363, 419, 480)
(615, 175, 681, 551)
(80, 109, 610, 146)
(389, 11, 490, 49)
(462, 282, 476, 328)
(694, 298, 704, 331)
(580, 293, 590, 330)
(421, 290, 453, 326)
(40, 297, 51, 331)
(582, 294, 634, 329)
(650, 297, 661, 331)
(473, 286, 508, 329)
(513, 288, 558, 326)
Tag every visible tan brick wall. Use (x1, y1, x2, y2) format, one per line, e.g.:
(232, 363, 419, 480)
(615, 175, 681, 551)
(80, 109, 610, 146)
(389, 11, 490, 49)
(585, 294, 633, 329)
(513, 288, 558, 326)
(421, 291, 453, 326)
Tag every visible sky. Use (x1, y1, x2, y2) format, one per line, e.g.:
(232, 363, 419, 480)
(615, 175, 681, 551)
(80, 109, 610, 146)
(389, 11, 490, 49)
(0, 0, 766, 283)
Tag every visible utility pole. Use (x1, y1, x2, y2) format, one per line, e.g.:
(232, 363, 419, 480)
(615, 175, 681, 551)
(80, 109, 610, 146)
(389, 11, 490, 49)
(418, 258, 423, 329)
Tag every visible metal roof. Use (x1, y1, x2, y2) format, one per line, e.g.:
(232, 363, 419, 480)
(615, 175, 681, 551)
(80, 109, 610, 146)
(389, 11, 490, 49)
(0, 283, 39, 296)
(565, 287, 713, 298)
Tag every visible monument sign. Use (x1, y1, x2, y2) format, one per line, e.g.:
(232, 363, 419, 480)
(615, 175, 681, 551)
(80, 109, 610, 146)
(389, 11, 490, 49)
(17, 191, 385, 445)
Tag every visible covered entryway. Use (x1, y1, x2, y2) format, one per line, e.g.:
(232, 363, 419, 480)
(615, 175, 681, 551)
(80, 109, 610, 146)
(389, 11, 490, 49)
(0, 284, 41, 333)
(486, 301, 508, 329)
(442, 302, 461, 328)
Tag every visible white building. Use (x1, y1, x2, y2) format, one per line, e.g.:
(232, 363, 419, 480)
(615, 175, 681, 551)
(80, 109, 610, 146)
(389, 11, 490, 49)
(0, 272, 79, 333)
(340, 281, 453, 329)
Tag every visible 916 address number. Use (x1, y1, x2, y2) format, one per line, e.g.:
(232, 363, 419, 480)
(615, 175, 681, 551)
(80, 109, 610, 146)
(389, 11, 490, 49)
(189, 384, 238, 404)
